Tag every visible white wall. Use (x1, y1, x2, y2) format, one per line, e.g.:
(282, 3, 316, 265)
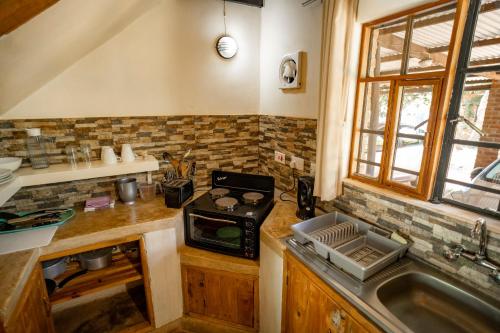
(357, 0, 436, 23)
(0, 0, 261, 119)
(259, 0, 323, 119)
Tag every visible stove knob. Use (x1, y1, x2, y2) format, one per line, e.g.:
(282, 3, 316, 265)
(245, 230, 254, 237)
(245, 239, 254, 246)
(244, 249, 254, 258)
(245, 222, 255, 229)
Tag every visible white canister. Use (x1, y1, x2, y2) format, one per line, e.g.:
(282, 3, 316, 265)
(121, 144, 136, 163)
(101, 146, 119, 165)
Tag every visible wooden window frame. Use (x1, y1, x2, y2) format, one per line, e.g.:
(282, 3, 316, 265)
(349, 0, 470, 200)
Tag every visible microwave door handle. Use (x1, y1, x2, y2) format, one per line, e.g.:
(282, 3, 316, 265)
(189, 213, 238, 224)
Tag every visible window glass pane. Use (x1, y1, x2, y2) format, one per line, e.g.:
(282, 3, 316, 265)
(392, 138, 424, 173)
(367, 20, 407, 77)
(389, 83, 435, 188)
(356, 163, 380, 179)
(391, 170, 419, 188)
(469, 0, 500, 69)
(361, 81, 390, 131)
(443, 182, 500, 213)
(446, 145, 499, 184)
(454, 74, 499, 143)
(408, 5, 456, 73)
(354, 133, 384, 178)
(396, 84, 434, 135)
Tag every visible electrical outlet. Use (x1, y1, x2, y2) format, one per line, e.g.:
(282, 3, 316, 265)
(274, 151, 286, 164)
(290, 156, 304, 171)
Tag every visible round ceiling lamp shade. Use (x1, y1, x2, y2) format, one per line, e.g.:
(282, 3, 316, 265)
(216, 36, 238, 59)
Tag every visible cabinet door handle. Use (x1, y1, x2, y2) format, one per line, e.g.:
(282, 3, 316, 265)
(331, 310, 341, 328)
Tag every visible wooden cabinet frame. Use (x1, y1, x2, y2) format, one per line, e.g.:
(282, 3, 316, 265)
(349, 0, 471, 200)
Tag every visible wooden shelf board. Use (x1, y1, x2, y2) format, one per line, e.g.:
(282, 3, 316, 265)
(48, 252, 143, 305)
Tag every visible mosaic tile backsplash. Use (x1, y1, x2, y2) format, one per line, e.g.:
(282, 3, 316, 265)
(321, 180, 500, 298)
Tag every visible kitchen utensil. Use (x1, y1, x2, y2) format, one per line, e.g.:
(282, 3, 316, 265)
(138, 182, 157, 201)
(26, 128, 51, 169)
(45, 269, 88, 296)
(297, 176, 316, 220)
(101, 146, 119, 165)
(121, 144, 136, 163)
(78, 247, 113, 270)
(116, 178, 137, 205)
(80, 144, 92, 167)
(42, 257, 67, 279)
(0, 158, 22, 172)
(65, 145, 79, 168)
(162, 151, 174, 163)
(182, 149, 192, 160)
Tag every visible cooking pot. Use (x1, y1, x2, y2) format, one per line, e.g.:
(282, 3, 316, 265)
(42, 257, 67, 279)
(78, 247, 113, 270)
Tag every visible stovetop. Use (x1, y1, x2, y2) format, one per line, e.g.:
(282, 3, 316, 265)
(187, 188, 274, 222)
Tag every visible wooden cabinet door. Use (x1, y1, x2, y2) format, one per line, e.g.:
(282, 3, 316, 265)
(285, 261, 347, 333)
(5, 266, 54, 333)
(182, 265, 257, 329)
(283, 252, 381, 333)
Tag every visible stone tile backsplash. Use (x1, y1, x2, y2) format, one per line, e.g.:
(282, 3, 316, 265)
(259, 115, 317, 191)
(321, 180, 500, 297)
(0, 115, 260, 210)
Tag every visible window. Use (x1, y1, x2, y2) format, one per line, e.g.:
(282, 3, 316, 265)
(434, 0, 500, 218)
(350, 1, 459, 198)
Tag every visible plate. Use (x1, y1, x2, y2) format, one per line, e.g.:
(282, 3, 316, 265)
(0, 174, 14, 185)
(0, 168, 11, 178)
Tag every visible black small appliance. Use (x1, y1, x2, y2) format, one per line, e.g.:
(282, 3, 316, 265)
(163, 179, 194, 208)
(296, 176, 315, 220)
(183, 171, 274, 259)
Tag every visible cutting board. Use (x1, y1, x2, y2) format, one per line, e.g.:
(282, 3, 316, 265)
(0, 226, 58, 255)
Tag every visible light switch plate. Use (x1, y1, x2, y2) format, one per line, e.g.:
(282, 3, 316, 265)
(275, 151, 286, 164)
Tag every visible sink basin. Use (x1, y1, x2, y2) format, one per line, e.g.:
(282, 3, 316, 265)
(377, 272, 500, 333)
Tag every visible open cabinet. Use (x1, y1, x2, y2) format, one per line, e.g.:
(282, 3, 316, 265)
(39, 235, 155, 333)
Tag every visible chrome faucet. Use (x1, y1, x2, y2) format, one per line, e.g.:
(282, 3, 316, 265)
(471, 218, 487, 258)
(444, 219, 500, 284)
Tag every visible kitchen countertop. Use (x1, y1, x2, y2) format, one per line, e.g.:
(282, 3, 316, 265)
(0, 197, 183, 324)
(260, 201, 302, 256)
(0, 196, 323, 324)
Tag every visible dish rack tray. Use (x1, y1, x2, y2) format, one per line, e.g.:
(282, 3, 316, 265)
(292, 212, 408, 281)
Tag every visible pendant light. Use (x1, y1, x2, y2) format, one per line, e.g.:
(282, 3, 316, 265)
(216, 0, 238, 59)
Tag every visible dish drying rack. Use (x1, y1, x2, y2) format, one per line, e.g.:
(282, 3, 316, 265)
(292, 212, 408, 281)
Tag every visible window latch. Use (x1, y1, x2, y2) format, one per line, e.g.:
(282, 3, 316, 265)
(449, 116, 485, 136)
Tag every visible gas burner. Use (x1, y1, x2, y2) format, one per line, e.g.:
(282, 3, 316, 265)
(215, 197, 238, 211)
(242, 192, 264, 205)
(210, 188, 230, 199)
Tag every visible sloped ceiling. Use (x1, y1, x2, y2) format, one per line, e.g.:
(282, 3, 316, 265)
(0, 0, 161, 114)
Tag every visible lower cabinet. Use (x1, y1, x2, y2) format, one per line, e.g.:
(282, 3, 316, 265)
(4, 265, 54, 333)
(182, 264, 259, 330)
(283, 251, 380, 333)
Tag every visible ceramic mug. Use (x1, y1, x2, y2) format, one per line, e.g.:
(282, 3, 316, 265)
(101, 146, 119, 165)
(121, 144, 136, 163)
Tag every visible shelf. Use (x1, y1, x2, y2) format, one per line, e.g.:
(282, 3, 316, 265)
(0, 156, 159, 206)
(49, 251, 143, 305)
(53, 285, 152, 333)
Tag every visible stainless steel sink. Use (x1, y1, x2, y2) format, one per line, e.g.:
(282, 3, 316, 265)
(377, 272, 500, 333)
